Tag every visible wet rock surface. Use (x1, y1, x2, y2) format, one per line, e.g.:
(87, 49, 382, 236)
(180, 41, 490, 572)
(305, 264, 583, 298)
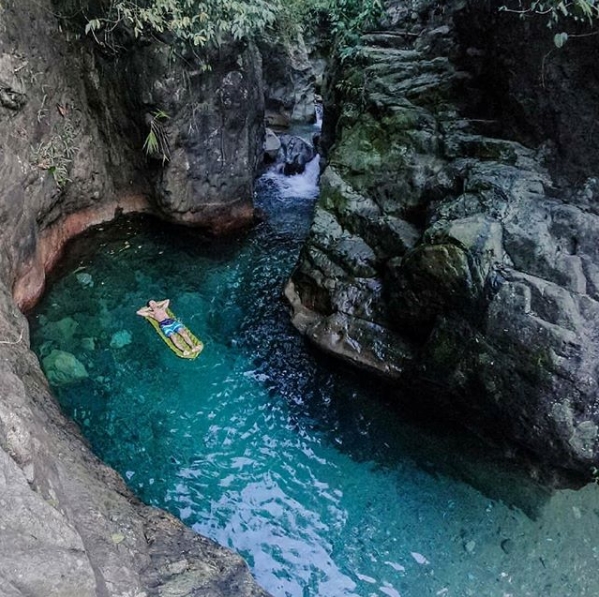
(278, 134, 316, 175)
(288, 0, 599, 480)
(260, 33, 316, 126)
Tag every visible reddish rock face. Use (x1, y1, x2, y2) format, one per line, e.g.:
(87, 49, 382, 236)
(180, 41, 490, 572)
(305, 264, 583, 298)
(1, 4, 265, 312)
(1, 34, 265, 310)
(13, 195, 152, 312)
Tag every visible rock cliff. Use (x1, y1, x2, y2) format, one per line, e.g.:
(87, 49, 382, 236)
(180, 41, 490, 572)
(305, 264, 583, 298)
(4, 0, 265, 311)
(0, 0, 270, 595)
(260, 33, 317, 127)
(287, 0, 599, 481)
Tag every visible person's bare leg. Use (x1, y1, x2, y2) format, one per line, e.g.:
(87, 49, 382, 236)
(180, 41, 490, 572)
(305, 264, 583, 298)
(170, 334, 190, 355)
(179, 328, 200, 352)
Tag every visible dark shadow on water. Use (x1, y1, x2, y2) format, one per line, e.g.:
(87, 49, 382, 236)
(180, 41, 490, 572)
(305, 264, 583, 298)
(255, 341, 552, 519)
(45, 214, 247, 287)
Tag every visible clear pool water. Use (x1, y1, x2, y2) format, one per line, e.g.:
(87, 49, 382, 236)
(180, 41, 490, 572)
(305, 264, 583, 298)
(29, 159, 599, 597)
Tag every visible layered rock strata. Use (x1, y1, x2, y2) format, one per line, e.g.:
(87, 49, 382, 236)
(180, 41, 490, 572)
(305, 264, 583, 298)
(287, 0, 599, 480)
(1, 0, 270, 595)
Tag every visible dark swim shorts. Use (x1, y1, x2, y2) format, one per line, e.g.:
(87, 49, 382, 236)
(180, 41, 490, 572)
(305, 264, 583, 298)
(159, 318, 184, 337)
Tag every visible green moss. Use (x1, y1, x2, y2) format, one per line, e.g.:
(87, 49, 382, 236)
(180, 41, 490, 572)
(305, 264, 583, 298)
(520, 347, 553, 385)
(381, 109, 421, 134)
(331, 111, 416, 194)
(429, 333, 459, 368)
(320, 185, 348, 213)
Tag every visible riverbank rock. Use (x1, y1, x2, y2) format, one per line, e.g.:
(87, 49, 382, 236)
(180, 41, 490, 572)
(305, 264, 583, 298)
(264, 128, 282, 161)
(260, 33, 316, 125)
(288, 0, 599, 480)
(152, 42, 264, 229)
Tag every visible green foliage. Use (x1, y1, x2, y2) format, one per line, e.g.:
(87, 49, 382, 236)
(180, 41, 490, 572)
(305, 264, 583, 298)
(330, 0, 384, 58)
(270, 0, 327, 44)
(82, 0, 384, 58)
(143, 110, 170, 164)
(32, 119, 78, 189)
(282, 0, 384, 59)
(500, 1, 599, 47)
(85, 0, 279, 49)
(501, 0, 599, 22)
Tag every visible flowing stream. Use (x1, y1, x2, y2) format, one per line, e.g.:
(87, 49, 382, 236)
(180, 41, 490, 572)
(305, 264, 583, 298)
(29, 146, 599, 596)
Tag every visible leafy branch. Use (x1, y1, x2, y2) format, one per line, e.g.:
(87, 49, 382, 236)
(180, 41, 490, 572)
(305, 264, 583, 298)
(499, 0, 599, 46)
(83, 0, 279, 50)
(32, 119, 78, 189)
(80, 0, 385, 60)
(143, 109, 170, 164)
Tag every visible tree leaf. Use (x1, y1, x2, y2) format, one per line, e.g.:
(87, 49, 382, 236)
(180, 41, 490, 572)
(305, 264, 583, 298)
(553, 31, 568, 48)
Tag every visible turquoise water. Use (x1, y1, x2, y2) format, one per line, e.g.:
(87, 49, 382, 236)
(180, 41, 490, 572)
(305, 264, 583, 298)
(29, 161, 599, 597)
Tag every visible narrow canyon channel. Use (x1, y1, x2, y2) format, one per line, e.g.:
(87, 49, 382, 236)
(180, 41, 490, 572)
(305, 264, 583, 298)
(29, 155, 599, 597)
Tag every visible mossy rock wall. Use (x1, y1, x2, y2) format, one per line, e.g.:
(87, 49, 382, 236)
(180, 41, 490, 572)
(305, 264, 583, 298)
(288, 0, 599, 481)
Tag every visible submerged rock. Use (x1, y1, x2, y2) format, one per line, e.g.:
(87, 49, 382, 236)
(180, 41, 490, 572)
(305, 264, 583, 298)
(76, 272, 94, 287)
(500, 538, 514, 554)
(80, 336, 96, 351)
(42, 349, 88, 385)
(41, 316, 79, 346)
(110, 330, 132, 349)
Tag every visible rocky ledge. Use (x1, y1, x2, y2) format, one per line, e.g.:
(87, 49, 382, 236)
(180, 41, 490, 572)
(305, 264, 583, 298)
(287, 0, 599, 481)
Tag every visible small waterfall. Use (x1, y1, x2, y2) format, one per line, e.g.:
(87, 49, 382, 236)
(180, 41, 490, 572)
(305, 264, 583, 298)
(261, 109, 322, 200)
(314, 102, 323, 129)
(261, 154, 320, 200)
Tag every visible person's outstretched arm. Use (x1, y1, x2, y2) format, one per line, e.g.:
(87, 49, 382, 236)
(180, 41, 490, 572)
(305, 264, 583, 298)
(136, 306, 152, 317)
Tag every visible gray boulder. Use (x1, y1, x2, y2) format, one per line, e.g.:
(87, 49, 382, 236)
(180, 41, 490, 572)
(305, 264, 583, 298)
(278, 135, 315, 175)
